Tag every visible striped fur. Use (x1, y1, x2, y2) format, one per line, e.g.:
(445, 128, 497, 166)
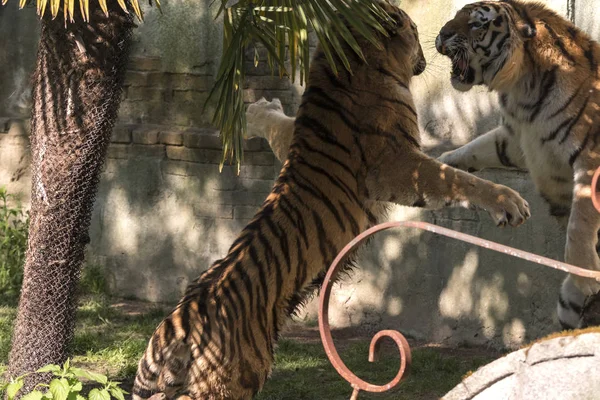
(436, 0, 600, 330)
(133, 3, 531, 399)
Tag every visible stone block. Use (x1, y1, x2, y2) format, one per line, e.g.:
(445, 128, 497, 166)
(239, 165, 277, 180)
(160, 160, 188, 176)
(186, 164, 239, 191)
(107, 144, 129, 159)
(166, 146, 222, 164)
(236, 178, 275, 193)
(188, 108, 214, 127)
(159, 130, 184, 146)
(172, 90, 209, 105)
(129, 56, 162, 71)
(244, 76, 292, 90)
(183, 129, 221, 149)
(244, 151, 275, 166)
(124, 71, 149, 87)
(234, 205, 260, 220)
(127, 87, 164, 102)
(219, 191, 270, 207)
(111, 125, 132, 143)
(194, 202, 233, 219)
(243, 137, 267, 152)
(146, 72, 168, 88)
(132, 127, 160, 145)
(163, 111, 190, 127)
(116, 100, 145, 124)
(131, 144, 165, 159)
(170, 74, 213, 91)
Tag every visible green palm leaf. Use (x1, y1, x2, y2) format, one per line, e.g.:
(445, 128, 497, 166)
(209, 0, 393, 171)
(4, 0, 157, 22)
(3, 0, 394, 171)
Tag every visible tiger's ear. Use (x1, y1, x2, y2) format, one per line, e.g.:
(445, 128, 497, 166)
(517, 21, 537, 40)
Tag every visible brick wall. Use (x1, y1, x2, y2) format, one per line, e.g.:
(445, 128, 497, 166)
(90, 123, 283, 302)
(118, 41, 315, 128)
(107, 123, 279, 216)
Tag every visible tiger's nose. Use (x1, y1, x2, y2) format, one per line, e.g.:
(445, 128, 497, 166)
(435, 29, 454, 55)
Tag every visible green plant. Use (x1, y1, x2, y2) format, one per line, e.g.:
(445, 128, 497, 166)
(0, 187, 29, 302)
(0, 359, 127, 400)
(79, 264, 108, 296)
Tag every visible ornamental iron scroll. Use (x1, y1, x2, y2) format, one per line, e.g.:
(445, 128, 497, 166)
(318, 167, 600, 400)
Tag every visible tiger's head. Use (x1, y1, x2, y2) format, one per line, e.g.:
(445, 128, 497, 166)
(435, 0, 537, 91)
(341, 1, 426, 79)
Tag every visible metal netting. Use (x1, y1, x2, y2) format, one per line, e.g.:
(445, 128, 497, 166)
(6, 3, 134, 392)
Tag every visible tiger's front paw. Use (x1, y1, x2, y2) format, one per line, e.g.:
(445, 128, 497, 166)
(482, 184, 531, 227)
(439, 150, 479, 173)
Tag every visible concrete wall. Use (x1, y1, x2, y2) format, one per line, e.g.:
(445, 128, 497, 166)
(1, 0, 599, 349)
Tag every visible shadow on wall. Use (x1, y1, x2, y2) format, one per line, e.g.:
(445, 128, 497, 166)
(87, 134, 569, 349)
(301, 174, 567, 349)
(86, 130, 279, 303)
(0, 2, 38, 118)
(89, 154, 245, 302)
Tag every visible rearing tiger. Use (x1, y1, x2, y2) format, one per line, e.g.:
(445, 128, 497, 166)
(133, 3, 531, 399)
(435, 0, 600, 329)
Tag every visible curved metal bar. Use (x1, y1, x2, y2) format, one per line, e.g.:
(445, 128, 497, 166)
(592, 166, 600, 214)
(318, 223, 412, 398)
(319, 220, 600, 399)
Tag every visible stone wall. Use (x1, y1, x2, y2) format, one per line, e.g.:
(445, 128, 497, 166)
(1, 0, 599, 349)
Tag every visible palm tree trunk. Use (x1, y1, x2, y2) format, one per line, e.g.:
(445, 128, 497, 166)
(7, 3, 134, 390)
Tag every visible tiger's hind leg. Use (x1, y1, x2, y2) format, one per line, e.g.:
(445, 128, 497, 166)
(557, 160, 600, 329)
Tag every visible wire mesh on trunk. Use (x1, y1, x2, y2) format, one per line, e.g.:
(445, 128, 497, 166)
(7, 4, 134, 393)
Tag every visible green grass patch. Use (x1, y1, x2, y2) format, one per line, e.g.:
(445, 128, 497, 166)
(0, 296, 167, 380)
(0, 297, 496, 399)
(70, 296, 167, 378)
(257, 339, 494, 400)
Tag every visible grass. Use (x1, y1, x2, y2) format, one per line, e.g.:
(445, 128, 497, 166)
(257, 339, 494, 400)
(0, 296, 167, 380)
(0, 297, 497, 399)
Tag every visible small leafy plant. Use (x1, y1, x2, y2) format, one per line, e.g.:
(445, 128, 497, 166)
(0, 187, 29, 302)
(0, 360, 127, 400)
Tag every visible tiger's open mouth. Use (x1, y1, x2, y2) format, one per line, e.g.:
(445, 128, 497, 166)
(449, 51, 472, 83)
(436, 35, 476, 91)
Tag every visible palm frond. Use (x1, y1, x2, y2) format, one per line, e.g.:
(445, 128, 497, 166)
(210, 0, 393, 171)
(4, 0, 161, 22)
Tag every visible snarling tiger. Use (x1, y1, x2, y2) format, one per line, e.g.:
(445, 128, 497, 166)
(435, 0, 600, 329)
(132, 3, 531, 399)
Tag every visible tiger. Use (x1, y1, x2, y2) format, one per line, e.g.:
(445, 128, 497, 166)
(246, 97, 295, 163)
(132, 3, 531, 399)
(434, 0, 600, 330)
